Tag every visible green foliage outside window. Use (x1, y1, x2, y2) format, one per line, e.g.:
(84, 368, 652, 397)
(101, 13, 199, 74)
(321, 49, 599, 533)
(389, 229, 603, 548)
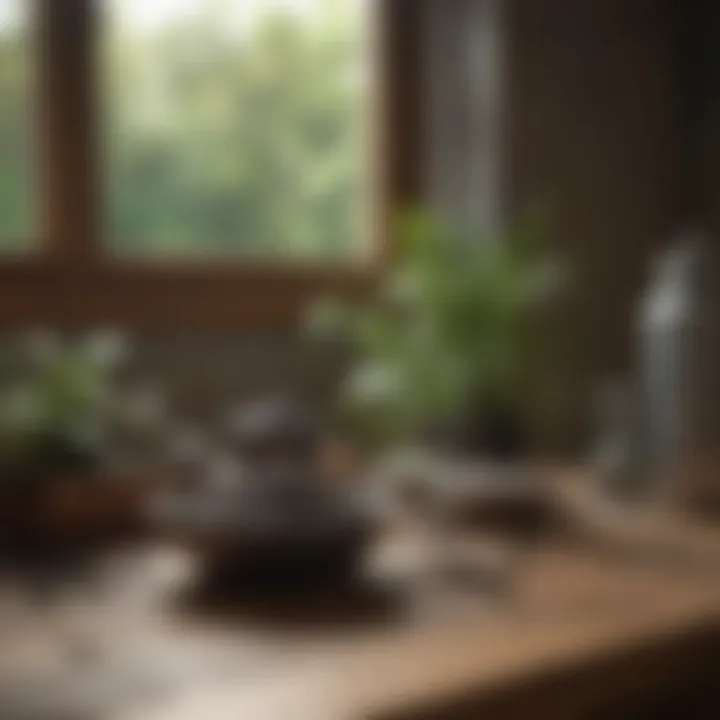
(0, 0, 33, 248)
(105, 0, 369, 259)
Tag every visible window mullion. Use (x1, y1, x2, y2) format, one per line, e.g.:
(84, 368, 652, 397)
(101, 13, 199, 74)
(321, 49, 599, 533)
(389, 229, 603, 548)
(38, 0, 100, 262)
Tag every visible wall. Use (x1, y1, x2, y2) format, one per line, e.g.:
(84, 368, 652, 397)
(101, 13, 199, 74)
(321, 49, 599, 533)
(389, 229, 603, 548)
(507, 0, 679, 452)
(120, 331, 346, 428)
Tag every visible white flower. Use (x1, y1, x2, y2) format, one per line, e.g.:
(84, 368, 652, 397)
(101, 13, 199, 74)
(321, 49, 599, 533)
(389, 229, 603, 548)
(81, 329, 130, 368)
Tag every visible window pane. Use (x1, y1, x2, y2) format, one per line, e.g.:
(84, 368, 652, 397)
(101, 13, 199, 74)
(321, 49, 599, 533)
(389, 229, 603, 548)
(0, 0, 33, 249)
(103, 0, 371, 260)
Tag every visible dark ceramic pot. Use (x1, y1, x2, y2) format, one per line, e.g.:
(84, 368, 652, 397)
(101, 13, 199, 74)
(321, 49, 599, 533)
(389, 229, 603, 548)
(151, 482, 375, 589)
(153, 398, 377, 590)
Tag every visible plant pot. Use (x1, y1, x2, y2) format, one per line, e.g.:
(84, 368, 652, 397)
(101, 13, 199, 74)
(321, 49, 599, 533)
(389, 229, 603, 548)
(41, 475, 150, 540)
(0, 469, 151, 549)
(427, 404, 527, 462)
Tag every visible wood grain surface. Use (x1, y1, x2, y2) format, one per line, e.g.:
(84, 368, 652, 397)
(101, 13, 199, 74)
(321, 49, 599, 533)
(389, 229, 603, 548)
(0, 482, 719, 720)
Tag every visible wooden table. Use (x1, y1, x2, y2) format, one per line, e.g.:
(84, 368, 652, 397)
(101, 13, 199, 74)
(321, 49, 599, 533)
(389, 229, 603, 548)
(1, 488, 720, 720)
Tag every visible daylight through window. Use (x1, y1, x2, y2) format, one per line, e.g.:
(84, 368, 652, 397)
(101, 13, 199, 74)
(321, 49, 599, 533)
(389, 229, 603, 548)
(103, 0, 372, 260)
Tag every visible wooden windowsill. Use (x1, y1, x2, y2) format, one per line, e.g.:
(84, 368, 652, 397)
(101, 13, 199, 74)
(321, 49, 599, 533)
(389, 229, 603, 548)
(0, 258, 376, 331)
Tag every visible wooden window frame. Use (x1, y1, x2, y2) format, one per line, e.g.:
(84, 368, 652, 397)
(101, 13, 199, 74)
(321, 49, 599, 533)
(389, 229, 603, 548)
(0, 0, 423, 331)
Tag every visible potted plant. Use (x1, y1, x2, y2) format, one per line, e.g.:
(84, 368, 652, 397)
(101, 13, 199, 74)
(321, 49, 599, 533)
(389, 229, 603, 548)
(0, 331, 134, 541)
(306, 208, 567, 461)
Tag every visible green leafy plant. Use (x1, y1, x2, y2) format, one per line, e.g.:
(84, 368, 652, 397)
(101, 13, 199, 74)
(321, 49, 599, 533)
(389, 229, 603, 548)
(307, 208, 566, 450)
(0, 331, 127, 481)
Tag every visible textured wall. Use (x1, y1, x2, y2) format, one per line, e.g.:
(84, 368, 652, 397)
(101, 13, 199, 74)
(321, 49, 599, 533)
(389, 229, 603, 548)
(120, 331, 346, 426)
(507, 0, 679, 452)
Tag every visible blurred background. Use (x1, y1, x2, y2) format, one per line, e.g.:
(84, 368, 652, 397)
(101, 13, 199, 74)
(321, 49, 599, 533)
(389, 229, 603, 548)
(0, 0, 715, 454)
(0, 1, 720, 719)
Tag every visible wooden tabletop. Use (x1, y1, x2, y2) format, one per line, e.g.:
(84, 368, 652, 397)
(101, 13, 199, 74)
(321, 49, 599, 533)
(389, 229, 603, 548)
(1, 485, 720, 720)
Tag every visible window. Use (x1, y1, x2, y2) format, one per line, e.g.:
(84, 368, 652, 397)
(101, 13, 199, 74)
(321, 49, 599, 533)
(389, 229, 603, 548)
(104, 0, 371, 260)
(0, 0, 421, 329)
(0, 0, 34, 249)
